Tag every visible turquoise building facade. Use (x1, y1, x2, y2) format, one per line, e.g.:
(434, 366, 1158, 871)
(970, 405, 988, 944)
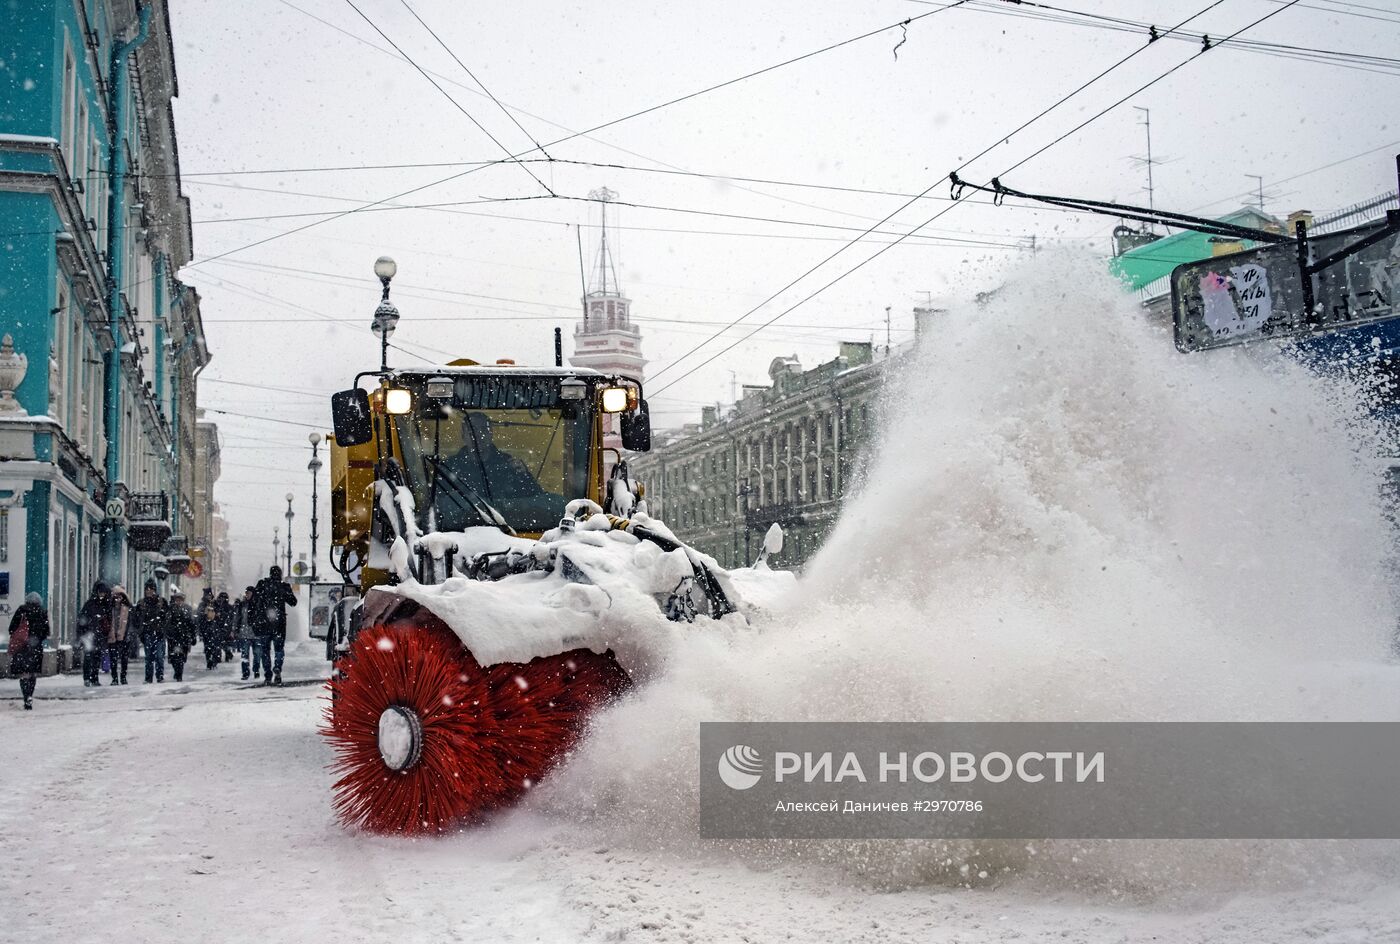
(0, 0, 209, 651)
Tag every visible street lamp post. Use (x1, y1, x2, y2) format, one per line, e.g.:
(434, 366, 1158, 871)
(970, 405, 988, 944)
(284, 493, 294, 577)
(272, 526, 279, 574)
(308, 433, 322, 581)
(371, 256, 399, 373)
(737, 477, 755, 565)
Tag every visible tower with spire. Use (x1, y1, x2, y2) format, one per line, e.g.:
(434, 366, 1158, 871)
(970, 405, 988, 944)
(570, 188, 646, 454)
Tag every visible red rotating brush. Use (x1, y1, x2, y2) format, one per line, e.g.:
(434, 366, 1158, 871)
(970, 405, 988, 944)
(322, 610, 629, 834)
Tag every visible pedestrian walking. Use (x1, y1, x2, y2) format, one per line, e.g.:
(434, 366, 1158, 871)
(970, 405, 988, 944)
(251, 565, 297, 687)
(131, 579, 168, 684)
(197, 589, 220, 670)
(215, 591, 235, 664)
(76, 582, 112, 688)
(165, 590, 197, 683)
(106, 585, 132, 685)
(8, 592, 50, 710)
(234, 586, 257, 681)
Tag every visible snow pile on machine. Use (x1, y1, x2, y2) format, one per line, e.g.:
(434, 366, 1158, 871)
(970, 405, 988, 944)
(322, 510, 794, 834)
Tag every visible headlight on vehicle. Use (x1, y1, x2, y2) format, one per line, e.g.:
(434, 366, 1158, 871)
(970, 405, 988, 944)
(425, 376, 453, 399)
(384, 387, 413, 414)
(600, 386, 629, 413)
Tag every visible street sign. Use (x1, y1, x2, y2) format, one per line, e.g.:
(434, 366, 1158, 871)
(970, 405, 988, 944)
(308, 582, 356, 640)
(185, 559, 203, 579)
(292, 560, 308, 577)
(104, 498, 126, 521)
(1172, 219, 1400, 352)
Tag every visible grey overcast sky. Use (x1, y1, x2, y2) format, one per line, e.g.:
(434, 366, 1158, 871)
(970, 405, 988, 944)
(164, 0, 1399, 584)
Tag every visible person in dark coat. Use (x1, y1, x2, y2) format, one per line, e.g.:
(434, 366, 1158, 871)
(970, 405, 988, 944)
(215, 591, 235, 663)
(106, 585, 132, 686)
(233, 586, 257, 681)
(165, 590, 198, 682)
(130, 578, 168, 683)
(76, 582, 112, 688)
(251, 565, 297, 687)
(8, 593, 50, 710)
(196, 588, 220, 670)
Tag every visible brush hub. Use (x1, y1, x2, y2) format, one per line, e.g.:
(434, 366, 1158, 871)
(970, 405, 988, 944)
(377, 705, 423, 772)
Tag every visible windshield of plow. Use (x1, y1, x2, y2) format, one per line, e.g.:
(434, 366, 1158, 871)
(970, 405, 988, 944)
(393, 404, 590, 534)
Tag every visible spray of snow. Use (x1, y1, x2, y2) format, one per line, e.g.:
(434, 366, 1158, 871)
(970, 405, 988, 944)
(543, 251, 1400, 895)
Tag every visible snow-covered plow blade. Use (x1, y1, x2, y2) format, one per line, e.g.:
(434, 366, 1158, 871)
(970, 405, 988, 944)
(323, 591, 630, 834)
(320, 512, 791, 835)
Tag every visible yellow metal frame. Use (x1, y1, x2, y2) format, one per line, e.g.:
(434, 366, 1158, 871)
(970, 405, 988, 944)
(329, 376, 611, 595)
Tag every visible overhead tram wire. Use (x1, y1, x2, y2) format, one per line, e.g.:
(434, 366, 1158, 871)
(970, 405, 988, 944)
(268, 0, 964, 230)
(194, 269, 449, 362)
(196, 256, 933, 331)
(649, 0, 1300, 397)
(995, 0, 1305, 181)
(165, 4, 970, 279)
(203, 408, 326, 431)
(179, 179, 1032, 250)
(909, 0, 1400, 75)
(342, 0, 556, 196)
(645, 0, 1226, 386)
(395, 0, 554, 159)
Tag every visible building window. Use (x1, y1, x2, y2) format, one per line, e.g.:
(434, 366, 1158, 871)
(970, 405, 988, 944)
(61, 40, 76, 163)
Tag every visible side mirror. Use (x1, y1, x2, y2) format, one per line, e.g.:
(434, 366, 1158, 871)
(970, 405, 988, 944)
(620, 398, 652, 452)
(331, 388, 373, 447)
(763, 523, 785, 556)
(754, 523, 784, 568)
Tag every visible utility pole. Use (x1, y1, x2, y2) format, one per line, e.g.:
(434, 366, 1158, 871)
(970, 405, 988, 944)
(272, 527, 279, 574)
(884, 305, 892, 355)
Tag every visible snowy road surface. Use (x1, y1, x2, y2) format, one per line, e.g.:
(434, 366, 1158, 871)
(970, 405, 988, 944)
(3, 644, 1399, 944)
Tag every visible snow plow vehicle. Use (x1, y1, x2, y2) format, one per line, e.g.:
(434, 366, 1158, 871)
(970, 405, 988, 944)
(322, 321, 788, 834)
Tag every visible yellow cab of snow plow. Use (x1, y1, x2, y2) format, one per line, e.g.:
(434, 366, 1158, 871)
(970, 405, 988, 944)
(327, 357, 653, 594)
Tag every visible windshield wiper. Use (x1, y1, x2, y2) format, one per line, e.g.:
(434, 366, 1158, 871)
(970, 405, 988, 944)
(423, 455, 517, 536)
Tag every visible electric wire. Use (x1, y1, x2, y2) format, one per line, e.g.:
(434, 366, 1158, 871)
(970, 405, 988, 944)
(646, 0, 1227, 386)
(394, 0, 555, 159)
(997, 1, 1305, 180)
(342, 0, 556, 196)
(649, 0, 1302, 396)
(171, 3, 969, 277)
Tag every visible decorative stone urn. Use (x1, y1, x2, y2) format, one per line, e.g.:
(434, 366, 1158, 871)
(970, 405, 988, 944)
(0, 334, 28, 416)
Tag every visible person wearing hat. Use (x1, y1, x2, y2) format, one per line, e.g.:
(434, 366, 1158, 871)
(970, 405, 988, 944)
(233, 586, 258, 681)
(130, 578, 168, 683)
(105, 585, 132, 685)
(8, 592, 50, 709)
(215, 591, 236, 664)
(251, 565, 297, 686)
(76, 582, 113, 688)
(164, 590, 198, 683)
